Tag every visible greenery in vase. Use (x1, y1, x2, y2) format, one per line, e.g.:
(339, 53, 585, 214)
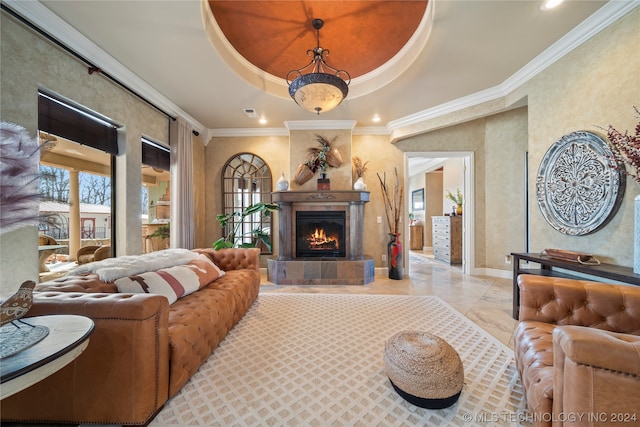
(603, 106, 640, 185)
(445, 188, 464, 205)
(213, 202, 280, 251)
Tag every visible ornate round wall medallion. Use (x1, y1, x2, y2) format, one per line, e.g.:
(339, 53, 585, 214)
(536, 131, 625, 235)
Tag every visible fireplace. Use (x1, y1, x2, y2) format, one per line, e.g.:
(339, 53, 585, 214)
(267, 191, 374, 285)
(296, 211, 346, 258)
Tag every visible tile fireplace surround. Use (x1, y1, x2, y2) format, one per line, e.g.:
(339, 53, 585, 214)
(267, 191, 375, 285)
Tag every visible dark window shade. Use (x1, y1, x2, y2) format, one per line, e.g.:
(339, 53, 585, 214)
(142, 138, 170, 171)
(38, 92, 118, 155)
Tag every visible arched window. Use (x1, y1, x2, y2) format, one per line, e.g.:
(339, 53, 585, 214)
(221, 153, 273, 253)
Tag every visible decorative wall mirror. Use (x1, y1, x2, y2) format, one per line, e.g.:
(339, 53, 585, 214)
(221, 153, 273, 253)
(412, 188, 424, 211)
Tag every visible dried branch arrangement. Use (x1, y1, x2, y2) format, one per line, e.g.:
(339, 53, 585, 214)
(352, 157, 370, 178)
(377, 168, 403, 234)
(603, 106, 640, 185)
(295, 134, 343, 185)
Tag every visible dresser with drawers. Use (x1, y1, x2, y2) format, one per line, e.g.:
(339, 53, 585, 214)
(431, 216, 462, 264)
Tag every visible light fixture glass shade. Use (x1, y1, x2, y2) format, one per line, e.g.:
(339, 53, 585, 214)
(289, 73, 349, 114)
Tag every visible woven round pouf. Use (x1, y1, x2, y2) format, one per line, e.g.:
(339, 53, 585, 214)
(384, 331, 464, 409)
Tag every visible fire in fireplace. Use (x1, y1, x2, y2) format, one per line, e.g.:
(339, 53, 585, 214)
(296, 211, 346, 257)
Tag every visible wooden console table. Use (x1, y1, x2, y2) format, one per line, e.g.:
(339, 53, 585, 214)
(511, 252, 640, 319)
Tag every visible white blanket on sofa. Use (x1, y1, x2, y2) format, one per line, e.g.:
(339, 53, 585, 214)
(68, 248, 200, 283)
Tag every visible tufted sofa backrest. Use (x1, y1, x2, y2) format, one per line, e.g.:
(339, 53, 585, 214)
(518, 275, 640, 335)
(193, 247, 260, 272)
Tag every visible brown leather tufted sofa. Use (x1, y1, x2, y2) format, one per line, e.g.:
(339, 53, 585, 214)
(1, 248, 261, 426)
(514, 275, 640, 427)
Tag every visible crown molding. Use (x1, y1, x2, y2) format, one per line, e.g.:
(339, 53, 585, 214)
(352, 126, 392, 136)
(3, 0, 207, 135)
(387, 0, 639, 133)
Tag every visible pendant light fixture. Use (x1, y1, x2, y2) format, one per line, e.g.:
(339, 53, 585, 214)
(286, 18, 351, 115)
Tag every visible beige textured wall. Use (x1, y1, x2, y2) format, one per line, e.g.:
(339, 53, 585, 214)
(352, 134, 405, 267)
(1, 13, 169, 292)
(484, 108, 528, 268)
(521, 8, 639, 266)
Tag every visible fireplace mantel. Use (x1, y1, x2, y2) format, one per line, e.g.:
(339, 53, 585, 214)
(272, 190, 370, 204)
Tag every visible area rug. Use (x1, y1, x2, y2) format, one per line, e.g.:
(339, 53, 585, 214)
(150, 294, 528, 427)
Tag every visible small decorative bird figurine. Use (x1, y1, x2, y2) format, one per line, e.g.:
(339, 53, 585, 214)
(0, 280, 36, 327)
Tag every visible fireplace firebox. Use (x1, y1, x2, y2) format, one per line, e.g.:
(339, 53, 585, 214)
(296, 211, 346, 258)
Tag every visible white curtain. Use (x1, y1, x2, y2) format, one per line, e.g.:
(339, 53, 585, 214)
(170, 117, 194, 249)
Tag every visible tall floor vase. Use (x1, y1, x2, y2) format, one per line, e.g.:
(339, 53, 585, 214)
(635, 195, 640, 274)
(388, 233, 403, 280)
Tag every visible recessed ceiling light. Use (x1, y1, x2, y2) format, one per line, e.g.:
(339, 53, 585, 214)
(540, 0, 565, 11)
(372, 115, 381, 123)
(259, 117, 267, 125)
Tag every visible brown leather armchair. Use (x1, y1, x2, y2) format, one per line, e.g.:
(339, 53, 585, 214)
(514, 275, 640, 427)
(76, 245, 111, 264)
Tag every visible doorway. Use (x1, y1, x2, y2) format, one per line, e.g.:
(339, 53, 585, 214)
(405, 152, 474, 275)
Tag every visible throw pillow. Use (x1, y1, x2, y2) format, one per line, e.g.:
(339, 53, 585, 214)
(114, 254, 225, 304)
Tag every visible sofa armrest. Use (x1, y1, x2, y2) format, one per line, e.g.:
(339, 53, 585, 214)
(552, 326, 640, 426)
(1, 291, 171, 425)
(194, 247, 260, 272)
(517, 275, 640, 332)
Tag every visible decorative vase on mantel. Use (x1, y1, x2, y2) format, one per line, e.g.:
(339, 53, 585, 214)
(635, 195, 640, 274)
(388, 233, 403, 280)
(276, 173, 289, 191)
(354, 176, 365, 190)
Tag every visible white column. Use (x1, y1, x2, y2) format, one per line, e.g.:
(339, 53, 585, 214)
(69, 169, 80, 261)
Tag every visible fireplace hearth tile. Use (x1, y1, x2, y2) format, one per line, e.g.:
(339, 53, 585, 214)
(321, 262, 338, 279)
(287, 261, 304, 279)
(267, 258, 374, 285)
(304, 262, 321, 279)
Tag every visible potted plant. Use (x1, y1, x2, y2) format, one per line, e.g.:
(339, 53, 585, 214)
(408, 212, 416, 226)
(445, 188, 464, 215)
(213, 202, 280, 251)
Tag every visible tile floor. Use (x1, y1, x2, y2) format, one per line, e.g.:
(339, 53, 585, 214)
(260, 250, 518, 348)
